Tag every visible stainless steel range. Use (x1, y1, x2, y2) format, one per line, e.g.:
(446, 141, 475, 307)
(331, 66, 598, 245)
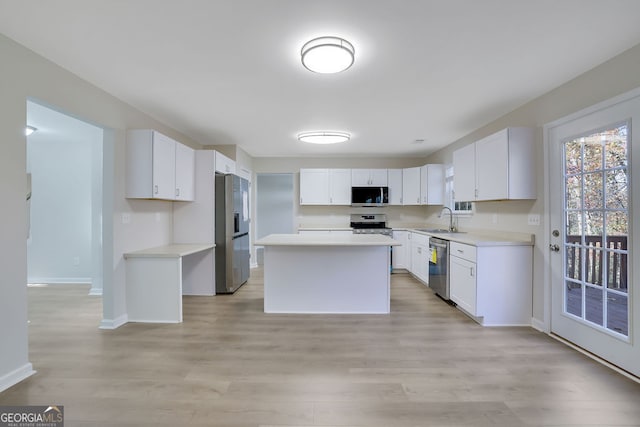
(350, 214, 392, 236)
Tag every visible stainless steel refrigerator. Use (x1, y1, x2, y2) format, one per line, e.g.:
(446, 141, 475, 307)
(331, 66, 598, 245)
(215, 173, 250, 293)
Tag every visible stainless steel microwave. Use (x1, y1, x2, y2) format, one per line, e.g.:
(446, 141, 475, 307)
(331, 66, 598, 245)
(351, 186, 389, 206)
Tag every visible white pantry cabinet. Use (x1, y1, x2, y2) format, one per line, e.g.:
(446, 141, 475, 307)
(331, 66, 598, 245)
(351, 169, 388, 186)
(449, 241, 532, 326)
(409, 232, 429, 285)
(299, 168, 351, 205)
(402, 167, 421, 205)
(391, 230, 409, 270)
(214, 151, 236, 174)
(126, 129, 195, 201)
(420, 164, 445, 205)
(452, 127, 535, 202)
(387, 169, 403, 205)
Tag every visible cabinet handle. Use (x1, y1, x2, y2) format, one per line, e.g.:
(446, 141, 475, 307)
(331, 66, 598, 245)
(457, 249, 464, 253)
(417, 247, 421, 254)
(475, 189, 478, 198)
(330, 197, 333, 204)
(470, 266, 475, 277)
(300, 197, 303, 204)
(176, 188, 180, 197)
(154, 185, 159, 195)
(417, 197, 420, 203)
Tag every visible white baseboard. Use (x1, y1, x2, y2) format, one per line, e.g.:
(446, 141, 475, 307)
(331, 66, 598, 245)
(0, 363, 36, 393)
(28, 277, 92, 285)
(88, 287, 103, 296)
(99, 314, 128, 330)
(531, 317, 548, 332)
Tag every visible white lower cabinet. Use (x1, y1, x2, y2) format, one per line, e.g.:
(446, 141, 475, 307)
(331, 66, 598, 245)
(409, 232, 429, 285)
(449, 241, 532, 326)
(449, 246, 477, 315)
(391, 230, 409, 270)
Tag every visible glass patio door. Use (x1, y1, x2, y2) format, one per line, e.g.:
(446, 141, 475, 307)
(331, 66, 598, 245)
(547, 90, 639, 378)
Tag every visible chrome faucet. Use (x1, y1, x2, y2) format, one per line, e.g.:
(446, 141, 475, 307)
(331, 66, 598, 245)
(439, 206, 455, 232)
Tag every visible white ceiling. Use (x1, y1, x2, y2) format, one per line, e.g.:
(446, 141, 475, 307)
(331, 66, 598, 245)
(3, 1, 640, 158)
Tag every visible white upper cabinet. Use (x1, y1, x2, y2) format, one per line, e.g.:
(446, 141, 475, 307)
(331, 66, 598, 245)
(174, 143, 195, 201)
(452, 143, 476, 202)
(328, 169, 352, 205)
(351, 169, 388, 186)
(387, 169, 403, 205)
(299, 168, 351, 205)
(402, 166, 421, 205)
(214, 151, 236, 174)
(453, 127, 535, 202)
(300, 169, 330, 205)
(126, 129, 194, 201)
(420, 164, 444, 205)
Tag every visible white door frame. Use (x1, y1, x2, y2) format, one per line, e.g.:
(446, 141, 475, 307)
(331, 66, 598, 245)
(543, 86, 640, 376)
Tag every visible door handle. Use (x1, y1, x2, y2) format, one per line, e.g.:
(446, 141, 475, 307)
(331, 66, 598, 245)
(549, 244, 560, 252)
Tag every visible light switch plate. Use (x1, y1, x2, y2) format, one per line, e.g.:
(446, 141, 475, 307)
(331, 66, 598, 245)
(528, 214, 541, 226)
(121, 213, 131, 224)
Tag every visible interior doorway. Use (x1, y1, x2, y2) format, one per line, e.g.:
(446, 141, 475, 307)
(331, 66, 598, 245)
(255, 173, 294, 264)
(26, 100, 104, 295)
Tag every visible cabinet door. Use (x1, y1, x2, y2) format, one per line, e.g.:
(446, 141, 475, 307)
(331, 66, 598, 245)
(420, 164, 444, 205)
(387, 169, 403, 205)
(299, 169, 329, 205)
(410, 240, 428, 284)
(174, 143, 195, 201)
(391, 230, 408, 270)
(214, 151, 236, 174)
(351, 169, 371, 186)
(452, 143, 476, 202)
(369, 169, 388, 186)
(329, 169, 351, 205)
(475, 130, 509, 201)
(450, 255, 477, 315)
(152, 132, 176, 200)
(402, 167, 421, 205)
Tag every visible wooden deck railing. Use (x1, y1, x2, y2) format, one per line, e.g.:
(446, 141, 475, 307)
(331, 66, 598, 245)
(566, 235, 627, 290)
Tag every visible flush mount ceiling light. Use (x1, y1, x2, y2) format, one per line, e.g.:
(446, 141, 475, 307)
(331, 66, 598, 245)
(301, 36, 355, 74)
(25, 126, 37, 136)
(298, 131, 351, 144)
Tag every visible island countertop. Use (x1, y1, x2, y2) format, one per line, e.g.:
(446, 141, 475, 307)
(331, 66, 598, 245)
(255, 233, 400, 247)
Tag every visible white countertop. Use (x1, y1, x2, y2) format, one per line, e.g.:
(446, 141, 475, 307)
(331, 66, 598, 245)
(124, 243, 215, 258)
(296, 224, 534, 247)
(255, 233, 400, 247)
(394, 228, 534, 246)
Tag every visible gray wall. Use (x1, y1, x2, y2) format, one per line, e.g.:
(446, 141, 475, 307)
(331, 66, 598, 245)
(0, 33, 203, 390)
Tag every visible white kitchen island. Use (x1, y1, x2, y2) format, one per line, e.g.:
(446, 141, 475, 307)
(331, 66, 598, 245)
(254, 233, 400, 314)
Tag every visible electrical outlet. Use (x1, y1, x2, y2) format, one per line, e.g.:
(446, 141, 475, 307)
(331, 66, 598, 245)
(528, 214, 541, 226)
(492, 213, 498, 224)
(73, 256, 80, 266)
(121, 213, 131, 224)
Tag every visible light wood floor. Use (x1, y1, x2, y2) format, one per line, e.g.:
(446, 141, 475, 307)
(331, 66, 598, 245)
(3, 270, 640, 426)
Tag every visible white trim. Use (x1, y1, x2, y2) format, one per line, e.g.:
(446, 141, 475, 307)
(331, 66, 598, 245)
(0, 363, 35, 393)
(27, 277, 92, 285)
(88, 287, 103, 296)
(531, 317, 547, 333)
(99, 314, 128, 330)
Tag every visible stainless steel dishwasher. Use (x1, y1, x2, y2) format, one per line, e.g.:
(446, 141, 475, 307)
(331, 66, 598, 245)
(429, 237, 450, 300)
